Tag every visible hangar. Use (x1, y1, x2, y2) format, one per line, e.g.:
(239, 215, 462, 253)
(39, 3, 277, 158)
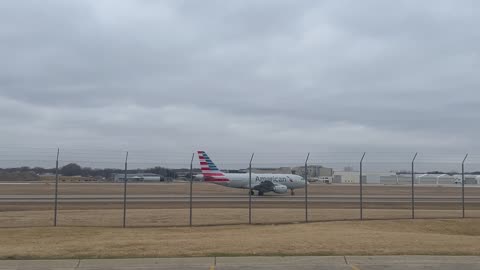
(113, 173, 164, 182)
(379, 174, 480, 185)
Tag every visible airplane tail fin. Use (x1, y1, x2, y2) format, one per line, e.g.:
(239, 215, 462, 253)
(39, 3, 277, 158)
(197, 151, 229, 182)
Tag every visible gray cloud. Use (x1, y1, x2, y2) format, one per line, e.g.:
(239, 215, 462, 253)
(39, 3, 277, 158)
(1, 0, 480, 164)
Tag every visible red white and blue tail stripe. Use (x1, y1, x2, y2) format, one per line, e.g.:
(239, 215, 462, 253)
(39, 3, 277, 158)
(198, 151, 229, 182)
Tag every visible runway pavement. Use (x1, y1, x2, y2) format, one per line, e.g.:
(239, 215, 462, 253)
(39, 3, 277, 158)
(2, 183, 480, 211)
(1, 256, 479, 270)
(1, 194, 478, 203)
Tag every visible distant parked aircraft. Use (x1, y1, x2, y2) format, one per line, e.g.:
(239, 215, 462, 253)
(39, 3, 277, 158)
(195, 151, 306, 195)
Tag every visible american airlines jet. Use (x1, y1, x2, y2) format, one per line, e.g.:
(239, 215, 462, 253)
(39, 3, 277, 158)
(196, 151, 306, 196)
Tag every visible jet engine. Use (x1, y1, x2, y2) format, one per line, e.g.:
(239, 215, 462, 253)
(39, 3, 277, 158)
(273, 184, 288, 194)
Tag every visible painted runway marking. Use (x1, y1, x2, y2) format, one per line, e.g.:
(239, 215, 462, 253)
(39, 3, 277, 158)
(350, 264, 361, 270)
(0, 182, 33, 185)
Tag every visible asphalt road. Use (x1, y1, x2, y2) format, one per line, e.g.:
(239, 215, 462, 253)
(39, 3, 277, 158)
(1, 256, 479, 270)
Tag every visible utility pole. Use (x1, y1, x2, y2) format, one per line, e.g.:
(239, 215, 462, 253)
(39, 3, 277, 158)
(122, 151, 129, 228)
(248, 153, 254, 224)
(53, 148, 60, 226)
(304, 153, 310, 223)
(411, 152, 418, 219)
(189, 153, 194, 226)
(359, 152, 366, 220)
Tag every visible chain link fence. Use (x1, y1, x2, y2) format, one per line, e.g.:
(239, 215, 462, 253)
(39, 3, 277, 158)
(1, 147, 480, 227)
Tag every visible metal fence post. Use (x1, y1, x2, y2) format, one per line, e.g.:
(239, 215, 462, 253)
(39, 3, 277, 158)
(248, 153, 254, 224)
(411, 152, 418, 219)
(189, 153, 194, 226)
(122, 151, 129, 228)
(304, 153, 310, 223)
(359, 152, 365, 220)
(53, 148, 60, 226)
(462, 154, 468, 218)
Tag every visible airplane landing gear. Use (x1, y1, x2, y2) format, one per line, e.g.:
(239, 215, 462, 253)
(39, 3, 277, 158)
(258, 191, 264, 196)
(290, 189, 295, 196)
(249, 190, 254, 196)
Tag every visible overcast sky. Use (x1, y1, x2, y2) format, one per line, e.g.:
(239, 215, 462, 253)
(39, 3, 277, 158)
(1, 0, 480, 167)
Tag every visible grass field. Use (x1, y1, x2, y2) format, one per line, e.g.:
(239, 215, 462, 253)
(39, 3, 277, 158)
(1, 208, 478, 227)
(1, 218, 480, 259)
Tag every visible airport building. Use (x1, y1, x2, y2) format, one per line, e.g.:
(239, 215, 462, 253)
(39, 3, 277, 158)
(379, 174, 480, 185)
(332, 171, 396, 184)
(418, 174, 456, 184)
(464, 175, 480, 184)
(113, 173, 164, 182)
(293, 165, 333, 178)
(415, 174, 480, 185)
(332, 171, 366, 184)
(329, 171, 480, 185)
(379, 174, 416, 184)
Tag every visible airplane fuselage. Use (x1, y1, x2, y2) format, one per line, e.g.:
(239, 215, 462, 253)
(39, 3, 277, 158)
(197, 173, 306, 190)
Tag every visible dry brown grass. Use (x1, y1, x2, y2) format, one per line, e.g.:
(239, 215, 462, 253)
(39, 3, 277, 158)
(1, 208, 479, 227)
(1, 218, 480, 259)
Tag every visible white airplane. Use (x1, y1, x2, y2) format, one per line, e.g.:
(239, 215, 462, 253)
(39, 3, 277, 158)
(195, 151, 306, 196)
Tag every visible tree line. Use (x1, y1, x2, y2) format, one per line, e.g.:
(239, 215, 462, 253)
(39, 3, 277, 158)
(0, 163, 178, 179)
